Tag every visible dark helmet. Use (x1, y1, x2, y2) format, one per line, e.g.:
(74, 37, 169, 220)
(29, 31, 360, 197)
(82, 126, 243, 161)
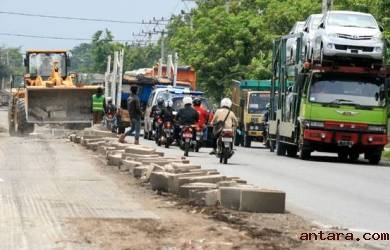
(192, 98, 202, 106)
(157, 98, 165, 106)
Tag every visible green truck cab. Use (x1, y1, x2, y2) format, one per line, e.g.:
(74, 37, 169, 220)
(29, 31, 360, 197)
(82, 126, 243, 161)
(268, 33, 389, 164)
(231, 80, 271, 147)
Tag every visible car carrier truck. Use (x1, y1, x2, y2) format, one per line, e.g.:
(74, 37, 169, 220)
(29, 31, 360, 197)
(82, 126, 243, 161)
(268, 33, 389, 164)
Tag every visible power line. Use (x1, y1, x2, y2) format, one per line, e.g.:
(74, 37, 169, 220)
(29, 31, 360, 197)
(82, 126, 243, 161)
(0, 32, 157, 43)
(0, 10, 170, 25)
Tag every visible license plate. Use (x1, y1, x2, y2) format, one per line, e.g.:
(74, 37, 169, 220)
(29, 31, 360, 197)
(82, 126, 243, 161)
(338, 140, 353, 147)
(183, 133, 192, 138)
(164, 129, 173, 133)
(196, 136, 201, 140)
(222, 137, 233, 142)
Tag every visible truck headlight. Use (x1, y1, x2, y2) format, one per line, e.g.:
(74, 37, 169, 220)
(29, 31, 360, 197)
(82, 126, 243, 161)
(374, 47, 383, 53)
(367, 125, 386, 133)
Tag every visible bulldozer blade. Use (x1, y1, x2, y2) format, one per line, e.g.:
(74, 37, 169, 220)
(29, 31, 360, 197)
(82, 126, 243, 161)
(26, 86, 97, 123)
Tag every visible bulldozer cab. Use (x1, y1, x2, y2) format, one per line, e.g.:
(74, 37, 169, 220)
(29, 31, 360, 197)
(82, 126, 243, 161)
(25, 51, 69, 80)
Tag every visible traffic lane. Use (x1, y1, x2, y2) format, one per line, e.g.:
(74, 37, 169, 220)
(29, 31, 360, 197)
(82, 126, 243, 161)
(139, 137, 390, 233)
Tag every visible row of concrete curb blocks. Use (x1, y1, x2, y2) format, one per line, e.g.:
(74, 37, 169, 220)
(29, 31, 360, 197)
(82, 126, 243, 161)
(68, 133, 286, 213)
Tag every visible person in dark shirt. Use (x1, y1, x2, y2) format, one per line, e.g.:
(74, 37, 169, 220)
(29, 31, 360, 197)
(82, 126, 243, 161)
(161, 99, 174, 123)
(119, 85, 142, 144)
(176, 96, 199, 126)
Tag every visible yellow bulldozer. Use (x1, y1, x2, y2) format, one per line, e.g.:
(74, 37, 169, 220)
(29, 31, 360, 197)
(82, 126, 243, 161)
(8, 49, 100, 135)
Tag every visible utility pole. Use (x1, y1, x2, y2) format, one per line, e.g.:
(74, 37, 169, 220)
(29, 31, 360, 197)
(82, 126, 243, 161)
(322, 0, 333, 13)
(104, 55, 111, 100)
(116, 49, 124, 108)
(173, 53, 179, 87)
(111, 51, 118, 106)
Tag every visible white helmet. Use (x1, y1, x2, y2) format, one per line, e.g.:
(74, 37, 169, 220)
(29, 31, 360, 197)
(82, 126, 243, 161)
(106, 97, 112, 102)
(220, 97, 232, 108)
(183, 96, 193, 105)
(165, 100, 173, 108)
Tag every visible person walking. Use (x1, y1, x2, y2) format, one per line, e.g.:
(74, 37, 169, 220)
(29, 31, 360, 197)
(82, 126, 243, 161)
(119, 85, 142, 144)
(92, 86, 105, 124)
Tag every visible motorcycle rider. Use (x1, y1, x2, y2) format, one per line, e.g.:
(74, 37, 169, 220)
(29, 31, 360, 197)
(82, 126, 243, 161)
(192, 98, 209, 141)
(209, 97, 238, 155)
(161, 99, 174, 123)
(176, 96, 199, 126)
(150, 97, 165, 139)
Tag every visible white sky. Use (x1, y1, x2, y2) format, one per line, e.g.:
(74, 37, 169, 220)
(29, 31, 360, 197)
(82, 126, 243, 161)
(0, 0, 195, 51)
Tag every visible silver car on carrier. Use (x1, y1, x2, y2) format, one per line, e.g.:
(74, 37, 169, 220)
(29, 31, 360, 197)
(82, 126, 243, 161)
(312, 10, 385, 64)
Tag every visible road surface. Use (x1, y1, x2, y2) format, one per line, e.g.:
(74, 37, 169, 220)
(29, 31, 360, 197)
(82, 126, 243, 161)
(139, 131, 390, 238)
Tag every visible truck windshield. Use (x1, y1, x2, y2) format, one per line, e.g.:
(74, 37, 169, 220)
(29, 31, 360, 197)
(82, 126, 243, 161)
(248, 93, 270, 113)
(29, 52, 67, 77)
(309, 74, 385, 107)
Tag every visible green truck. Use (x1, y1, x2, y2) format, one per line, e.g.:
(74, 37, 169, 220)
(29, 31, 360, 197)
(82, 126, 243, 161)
(268, 33, 389, 164)
(231, 80, 271, 147)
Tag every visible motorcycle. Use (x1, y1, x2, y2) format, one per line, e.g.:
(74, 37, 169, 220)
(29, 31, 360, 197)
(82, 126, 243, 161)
(180, 125, 194, 157)
(156, 121, 174, 148)
(193, 125, 204, 152)
(217, 129, 234, 164)
(103, 112, 116, 132)
(153, 115, 163, 144)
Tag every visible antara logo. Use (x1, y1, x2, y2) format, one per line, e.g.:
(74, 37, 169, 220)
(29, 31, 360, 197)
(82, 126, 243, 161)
(336, 110, 359, 116)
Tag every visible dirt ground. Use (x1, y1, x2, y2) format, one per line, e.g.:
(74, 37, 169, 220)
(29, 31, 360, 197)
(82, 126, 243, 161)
(62, 158, 378, 250)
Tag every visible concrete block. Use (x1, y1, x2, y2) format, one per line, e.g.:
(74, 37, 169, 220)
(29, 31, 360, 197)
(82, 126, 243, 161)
(74, 136, 81, 144)
(167, 171, 220, 193)
(176, 175, 225, 194)
(179, 182, 217, 199)
(239, 189, 285, 213)
(81, 137, 105, 146)
(189, 189, 219, 206)
(106, 149, 125, 159)
(107, 154, 122, 167)
(69, 134, 76, 142)
(150, 172, 169, 192)
(217, 181, 239, 187)
(97, 146, 116, 155)
(220, 186, 243, 210)
(120, 160, 141, 172)
(121, 153, 160, 160)
(86, 141, 106, 151)
(133, 166, 149, 179)
(124, 146, 156, 155)
(171, 163, 202, 173)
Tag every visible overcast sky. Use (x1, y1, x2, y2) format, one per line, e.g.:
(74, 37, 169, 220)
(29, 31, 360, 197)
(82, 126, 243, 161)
(0, 0, 195, 51)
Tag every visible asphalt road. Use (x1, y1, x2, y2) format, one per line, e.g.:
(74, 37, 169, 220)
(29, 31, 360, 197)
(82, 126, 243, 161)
(137, 130, 390, 237)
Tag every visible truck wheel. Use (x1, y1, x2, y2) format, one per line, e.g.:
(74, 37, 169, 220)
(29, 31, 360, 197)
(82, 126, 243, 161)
(276, 138, 286, 156)
(16, 99, 34, 135)
(286, 145, 298, 157)
(338, 151, 349, 162)
(299, 149, 311, 160)
(349, 151, 359, 162)
(8, 100, 16, 136)
(244, 135, 251, 148)
(368, 151, 381, 165)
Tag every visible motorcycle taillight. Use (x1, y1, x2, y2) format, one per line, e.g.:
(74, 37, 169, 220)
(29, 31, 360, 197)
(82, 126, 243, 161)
(165, 122, 172, 128)
(222, 130, 233, 137)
